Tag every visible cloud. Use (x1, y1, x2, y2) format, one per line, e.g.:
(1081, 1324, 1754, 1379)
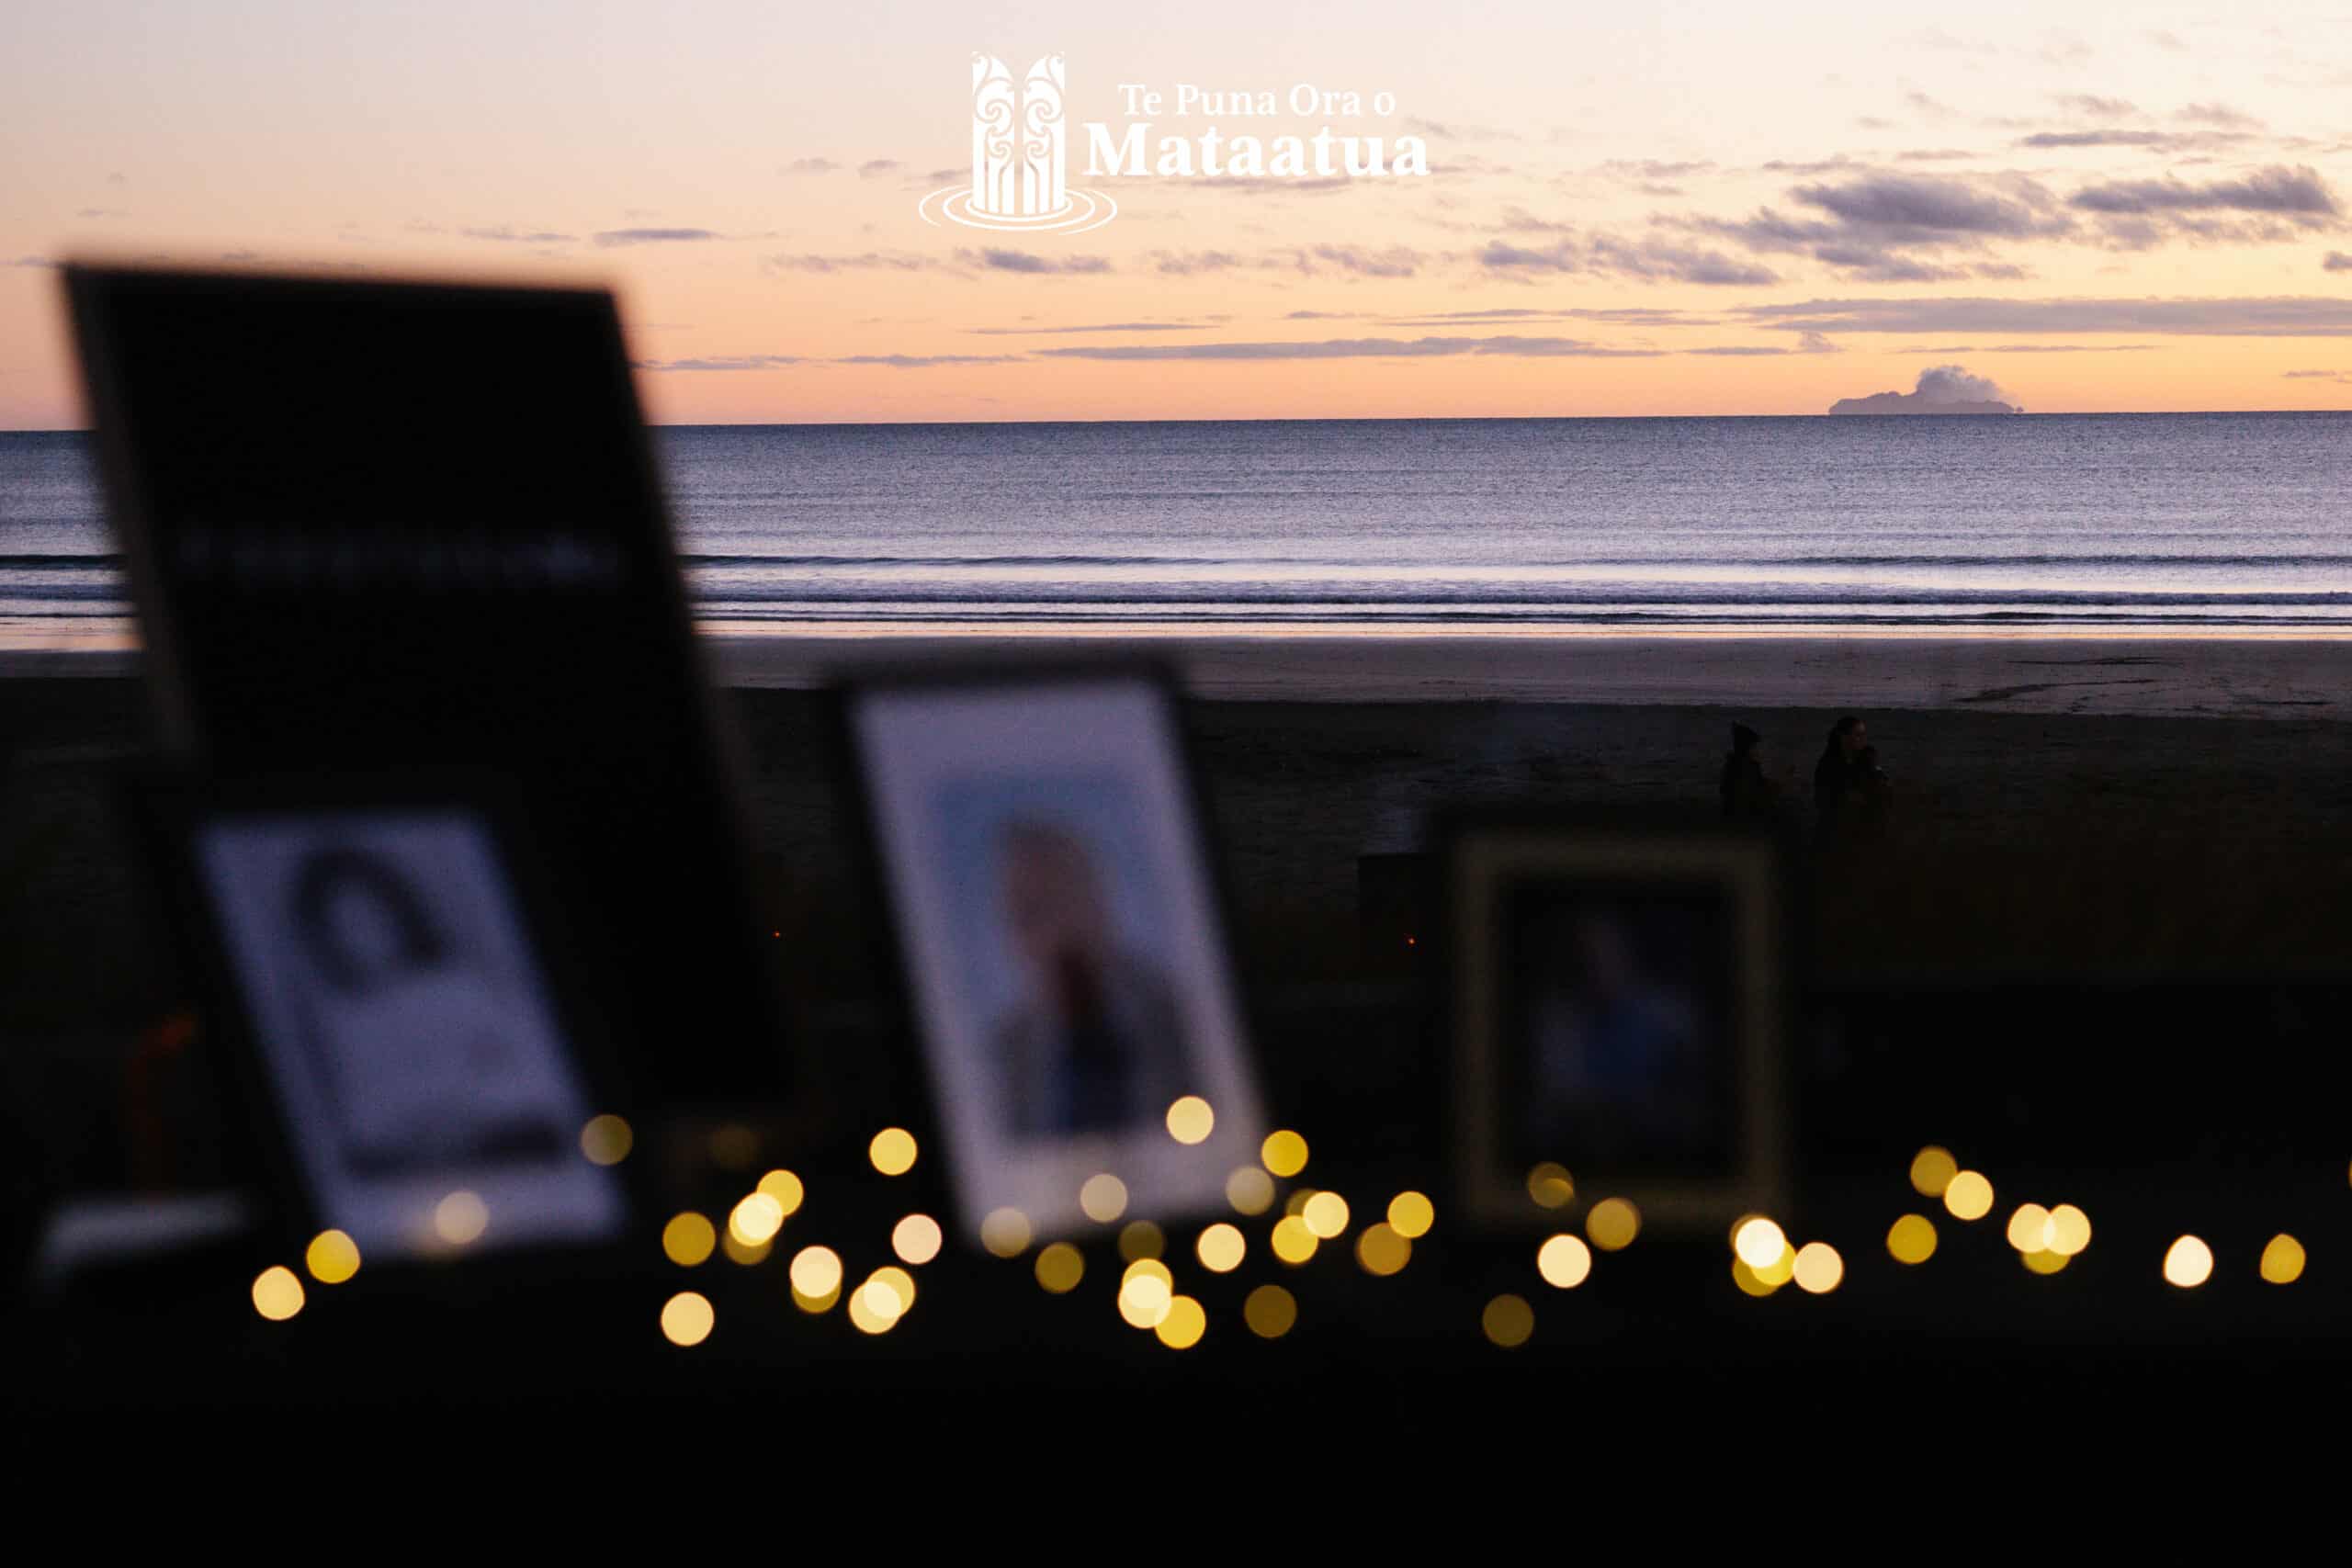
(2177, 102, 2263, 130)
(1914, 365, 2009, 402)
(456, 224, 577, 243)
(969, 321, 1210, 335)
(2070, 165, 2339, 218)
(1150, 250, 1250, 275)
(857, 159, 901, 178)
(1742, 295, 2352, 337)
(1895, 343, 2158, 354)
(765, 251, 958, 274)
(2053, 94, 2138, 118)
(784, 158, 841, 175)
(75, 208, 127, 219)
(2016, 130, 2250, 152)
(2328, 252, 2352, 272)
(1299, 243, 1425, 277)
(2282, 369, 2350, 381)
(1191, 175, 1356, 197)
(1896, 149, 1983, 163)
(593, 227, 722, 246)
(635, 354, 807, 371)
(1679, 171, 2069, 279)
(1034, 335, 1667, 362)
(1402, 116, 1521, 141)
(1905, 91, 1960, 119)
(959, 247, 1113, 275)
(1479, 232, 1778, 286)
(2147, 29, 2188, 51)
(832, 353, 1022, 367)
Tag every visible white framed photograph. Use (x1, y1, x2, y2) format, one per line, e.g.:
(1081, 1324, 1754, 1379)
(1451, 819, 1790, 1231)
(848, 668, 1267, 1242)
(185, 798, 628, 1261)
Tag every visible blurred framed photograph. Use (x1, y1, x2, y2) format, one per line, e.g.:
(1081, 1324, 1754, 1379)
(845, 667, 1267, 1242)
(1448, 817, 1789, 1230)
(132, 773, 631, 1264)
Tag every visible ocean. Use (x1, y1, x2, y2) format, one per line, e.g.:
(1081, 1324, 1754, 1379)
(4, 412, 2348, 637)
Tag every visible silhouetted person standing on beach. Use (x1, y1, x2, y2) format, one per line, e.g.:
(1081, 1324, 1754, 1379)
(1848, 744, 1894, 844)
(1815, 716, 1867, 839)
(1720, 723, 1776, 821)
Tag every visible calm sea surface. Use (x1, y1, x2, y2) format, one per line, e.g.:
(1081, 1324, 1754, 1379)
(4, 413, 2347, 636)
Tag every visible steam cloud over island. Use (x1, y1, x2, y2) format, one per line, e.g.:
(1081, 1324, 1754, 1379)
(1829, 365, 2022, 415)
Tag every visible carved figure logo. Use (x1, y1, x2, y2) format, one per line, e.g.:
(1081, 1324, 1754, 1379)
(917, 53, 1118, 234)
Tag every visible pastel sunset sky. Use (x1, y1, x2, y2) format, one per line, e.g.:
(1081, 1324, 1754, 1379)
(5, 0, 2351, 425)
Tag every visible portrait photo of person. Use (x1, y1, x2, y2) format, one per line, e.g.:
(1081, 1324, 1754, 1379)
(850, 671, 1268, 1241)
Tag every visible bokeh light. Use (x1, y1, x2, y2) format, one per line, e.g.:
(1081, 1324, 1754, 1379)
(1387, 1190, 1435, 1239)
(757, 1168, 806, 1217)
(1196, 1223, 1247, 1273)
(1261, 1130, 1309, 1179)
(1302, 1191, 1351, 1239)
(892, 1213, 944, 1266)
(434, 1190, 489, 1246)
(1908, 1145, 1958, 1198)
(1226, 1167, 1276, 1216)
(980, 1208, 1034, 1258)
(868, 1265, 917, 1314)
(1586, 1198, 1641, 1251)
(1156, 1294, 1207, 1348)
(1118, 1221, 1165, 1261)
(1943, 1171, 1994, 1221)
(2006, 1203, 2053, 1254)
(1244, 1284, 1297, 1338)
(1356, 1223, 1411, 1276)
(729, 1191, 786, 1247)
(304, 1229, 360, 1285)
(1537, 1233, 1592, 1289)
(868, 1128, 918, 1176)
(1733, 1217, 1787, 1269)
(1481, 1293, 1534, 1348)
(1118, 1271, 1174, 1329)
(2047, 1204, 2093, 1257)
(1887, 1213, 1939, 1264)
(2022, 1247, 2069, 1275)
(660, 1291, 713, 1347)
(1035, 1242, 1086, 1293)
(251, 1266, 304, 1322)
(792, 1282, 841, 1314)
(2163, 1235, 2214, 1288)
(789, 1245, 843, 1299)
(662, 1213, 717, 1268)
(579, 1114, 633, 1166)
(1526, 1162, 1575, 1209)
(1732, 1258, 1778, 1297)
(1793, 1242, 1843, 1293)
(2260, 1234, 2306, 1284)
(1166, 1096, 1215, 1145)
(721, 1230, 771, 1266)
(1080, 1173, 1129, 1224)
(1755, 1243, 1797, 1287)
(846, 1281, 898, 1335)
(1122, 1257, 1174, 1290)
(1271, 1214, 1319, 1264)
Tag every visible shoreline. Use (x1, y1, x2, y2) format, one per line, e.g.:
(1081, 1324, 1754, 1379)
(8, 626, 2352, 719)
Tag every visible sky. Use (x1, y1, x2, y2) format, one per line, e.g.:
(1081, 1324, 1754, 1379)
(4, 0, 2351, 425)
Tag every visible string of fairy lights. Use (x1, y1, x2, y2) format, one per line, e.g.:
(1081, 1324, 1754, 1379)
(240, 1098, 2324, 1337)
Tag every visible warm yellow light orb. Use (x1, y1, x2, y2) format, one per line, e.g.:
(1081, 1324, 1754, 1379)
(720, 1229, 771, 1267)
(1537, 1233, 1592, 1289)
(1355, 1223, 1411, 1276)
(979, 1208, 1033, 1258)
(1261, 1130, 1309, 1179)
(1387, 1190, 1435, 1239)
(1586, 1197, 1641, 1251)
(2163, 1235, 2213, 1288)
(1117, 1221, 1165, 1261)
(729, 1191, 786, 1247)
(434, 1190, 489, 1246)
(2046, 1204, 2092, 1257)
(757, 1168, 805, 1217)
(789, 1245, 843, 1299)
(1034, 1242, 1086, 1293)
(1165, 1096, 1215, 1145)
(1481, 1293, 1534, 1348)
(579, 1113, 633, 1166)
(1079, 1173, 1129, 1224)
(1155, 1294, 1207, 1349)
(1270, 1214, 1319, 1264)
(304, 1229, 360, 1285)
(1226, 1166, 1276, 1216)
(251, 1265, 305, 1321)
(662, 1212, 717, 1268)
(2260, 1234, 2306, 1285)
(1196, 1223, 1247, 1273)
(1117, 1272, 1173, 1329)
(1733, 1217, 1788, 1269)
(1887, 1213, 1939, 1264)
(1244, 1283, 1297, 1338)
(660, 1291, 714, 1347)
(1732, 1258, 1778, 1297)
(868, 1127, 918, 1176)
(1526, 1162, 1575, 1209)
(1908, 1145, 1958, 1198)
(1792, 1242, 1844, 1293)
(2022, 1247, 2069, 1275)
(2006, 1202, 2053, 1254)
(892, 1213, 944, 1266)
(1301, 1190, 1351, 1239)
(1942, 1170, 1994, 1221)
(846, 1282, 898, 1336)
